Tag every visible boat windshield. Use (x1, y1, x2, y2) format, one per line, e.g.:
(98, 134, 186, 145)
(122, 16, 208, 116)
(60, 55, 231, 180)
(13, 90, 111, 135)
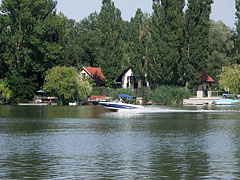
(118, 94, 136, 104)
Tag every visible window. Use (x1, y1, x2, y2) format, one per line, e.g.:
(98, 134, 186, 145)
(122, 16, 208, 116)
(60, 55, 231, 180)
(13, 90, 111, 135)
(82, 73, 86, 80)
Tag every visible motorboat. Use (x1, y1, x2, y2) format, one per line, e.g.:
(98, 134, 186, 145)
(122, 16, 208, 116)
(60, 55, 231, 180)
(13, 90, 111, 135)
(99, 94, 144, 112)
(212, 99, 240, 105)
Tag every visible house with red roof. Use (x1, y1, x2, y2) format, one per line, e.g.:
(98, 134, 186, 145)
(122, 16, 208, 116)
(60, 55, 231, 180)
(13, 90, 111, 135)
(80, 67, 105, 86)
(197, 70, 214, 91)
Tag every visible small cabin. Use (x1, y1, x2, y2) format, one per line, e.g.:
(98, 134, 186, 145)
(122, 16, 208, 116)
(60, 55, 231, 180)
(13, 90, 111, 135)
(80, 67, 105, 86)
(197, 70, 214, 91)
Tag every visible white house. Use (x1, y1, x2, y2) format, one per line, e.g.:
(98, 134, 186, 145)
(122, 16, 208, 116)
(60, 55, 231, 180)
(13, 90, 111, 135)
(114, 67, 149, 89)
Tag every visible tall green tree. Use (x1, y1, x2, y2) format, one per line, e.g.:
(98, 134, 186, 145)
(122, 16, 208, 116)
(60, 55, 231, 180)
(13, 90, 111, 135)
(149, 0, 186, 87)
(128, 9, 152, 84)
(0, 0, 67, 102)
(0, 13, 8, 79)
(64, 13, 102, 68)
(234, 0, 240, 64)
(97, 0, 126, 82)
(208, 20, 234, 81)
(185, 0, 213, 88)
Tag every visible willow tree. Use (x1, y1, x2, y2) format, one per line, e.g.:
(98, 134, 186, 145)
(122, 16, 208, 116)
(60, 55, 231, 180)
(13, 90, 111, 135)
(0, 0, 67, 102)
(149, 0, 186, 87)
(185, 0, 213, 88)
(218, 65, 240, 95)
(43, 66, 92, 104)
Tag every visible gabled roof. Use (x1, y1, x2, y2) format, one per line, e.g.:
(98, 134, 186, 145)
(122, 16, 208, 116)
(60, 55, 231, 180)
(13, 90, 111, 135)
(201, 70, 214, 83)
(82, 67, 105, 81)
(115, 66, 131, 82)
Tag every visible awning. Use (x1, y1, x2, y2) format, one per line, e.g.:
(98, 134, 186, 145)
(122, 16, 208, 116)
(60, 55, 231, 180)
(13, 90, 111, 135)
(118, 94, 136, 99)
(37, 90, 46, 93)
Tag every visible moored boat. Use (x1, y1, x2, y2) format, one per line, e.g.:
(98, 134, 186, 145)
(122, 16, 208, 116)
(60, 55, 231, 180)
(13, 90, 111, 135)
(213, 99, 240, 105)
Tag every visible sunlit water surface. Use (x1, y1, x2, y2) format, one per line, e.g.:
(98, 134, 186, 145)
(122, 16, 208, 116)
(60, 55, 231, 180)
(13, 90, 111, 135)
(1, 105, 240, 179)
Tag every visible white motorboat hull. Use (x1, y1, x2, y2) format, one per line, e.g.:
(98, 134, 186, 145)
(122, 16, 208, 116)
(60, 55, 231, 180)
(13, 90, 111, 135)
(99, 102, 144, 112)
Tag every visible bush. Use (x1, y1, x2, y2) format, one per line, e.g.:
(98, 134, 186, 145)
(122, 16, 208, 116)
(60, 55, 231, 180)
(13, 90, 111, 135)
(150, 86, 190, 105)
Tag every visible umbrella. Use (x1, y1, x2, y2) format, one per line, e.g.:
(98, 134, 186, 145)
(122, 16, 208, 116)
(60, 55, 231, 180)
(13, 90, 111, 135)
(37, 90, 46, 93)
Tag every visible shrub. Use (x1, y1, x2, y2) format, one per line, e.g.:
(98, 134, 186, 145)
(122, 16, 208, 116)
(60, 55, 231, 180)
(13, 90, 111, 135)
(150, 86, 190, 105)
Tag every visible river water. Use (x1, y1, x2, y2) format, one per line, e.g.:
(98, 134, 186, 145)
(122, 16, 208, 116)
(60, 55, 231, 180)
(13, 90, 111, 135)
(0, 105, 240, 179)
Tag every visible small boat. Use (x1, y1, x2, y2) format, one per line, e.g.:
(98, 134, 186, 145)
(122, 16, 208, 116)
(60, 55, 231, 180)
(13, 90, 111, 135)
(69, 101, 78, 106)
(99, 94, 144, 112)
(213, 99, 240, 105)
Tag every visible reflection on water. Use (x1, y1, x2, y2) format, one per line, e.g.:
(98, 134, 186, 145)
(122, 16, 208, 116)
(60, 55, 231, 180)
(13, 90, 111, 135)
(0, 105, 240, 179)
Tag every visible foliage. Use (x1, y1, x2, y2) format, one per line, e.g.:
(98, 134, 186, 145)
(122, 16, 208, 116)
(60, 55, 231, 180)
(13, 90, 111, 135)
(208, 20, 234, 81)
(97, 0, 127, 82)
(185, 0, 213, 88)
(111, 88, 135, 101)
(234, 0, 240, 64)
(0, 0, 68, 102)
(0, 79, 12, 102)
(150, 86, 190, 105)
(78, 78, 92, 101)
(63, 13, 102, 68)
(127, 9, 151, 81)
(0, 0, 236, 102)
(149, 0, 186, 87)
(218, 65, 240, 95)
(43, 66, 92, 104)
(7, 70, 37, 103)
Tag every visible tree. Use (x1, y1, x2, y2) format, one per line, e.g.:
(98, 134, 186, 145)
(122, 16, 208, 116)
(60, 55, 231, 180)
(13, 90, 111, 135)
(234, 0, 240, 64)
(0, 0, 68, 102)
(97, 0, 126, 82)
(0, 13, 8, 79)
(149, 0, 186, 87)
(0, 79, 12, 103)
(218, 65, 240, 95)
(43, 66, 92, 104)
(63, 13, 102, 68)
(127, 9, 151, 84)
(185, 0, 213, 88)
(208, 20, 234, 81)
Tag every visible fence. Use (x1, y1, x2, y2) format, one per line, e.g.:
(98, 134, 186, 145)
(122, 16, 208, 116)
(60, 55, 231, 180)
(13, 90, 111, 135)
(210, 91, 227, 97)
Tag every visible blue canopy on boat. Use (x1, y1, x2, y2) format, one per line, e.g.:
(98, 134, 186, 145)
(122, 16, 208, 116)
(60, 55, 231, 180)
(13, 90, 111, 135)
(118, 94, 136, 99)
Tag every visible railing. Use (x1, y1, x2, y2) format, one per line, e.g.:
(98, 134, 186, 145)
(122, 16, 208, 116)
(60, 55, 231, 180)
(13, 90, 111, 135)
(210, 91, 227, 97)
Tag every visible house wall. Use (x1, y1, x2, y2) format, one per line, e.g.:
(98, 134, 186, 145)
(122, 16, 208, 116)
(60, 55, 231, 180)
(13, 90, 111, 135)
(121, 69, 149, 89)
(122, 69, 134, 89)
(80, 70, 91, 80)
(197, 83, 211, 91)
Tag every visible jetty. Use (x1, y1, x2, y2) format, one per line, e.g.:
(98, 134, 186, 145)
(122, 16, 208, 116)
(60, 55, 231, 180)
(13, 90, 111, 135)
(183, 91, 221, 105)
